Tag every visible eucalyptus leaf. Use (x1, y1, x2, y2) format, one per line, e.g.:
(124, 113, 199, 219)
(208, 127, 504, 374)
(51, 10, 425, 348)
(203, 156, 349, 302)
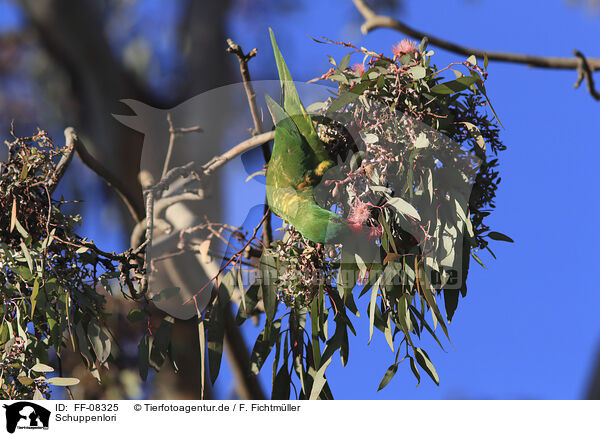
(31, 363, 54, 373)
(377, 363, 399, 391)
(46, 377, 80, 386)
(415, 348, 439, 385)
(487, 231, 514, 243)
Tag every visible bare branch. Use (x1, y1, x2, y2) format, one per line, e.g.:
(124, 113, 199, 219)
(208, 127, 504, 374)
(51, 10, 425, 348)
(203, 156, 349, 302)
(573, 50, 600, 100)
(204, 130, 274, 176)
(226, 39, 264, 137)
(162, 113, 204, 179)
(226, 38, 273, 246)
(151, 130, 274, 197)
(47, 131, 76, 194)
(64, 127, 143, 222)
(351, 0, 600, 99)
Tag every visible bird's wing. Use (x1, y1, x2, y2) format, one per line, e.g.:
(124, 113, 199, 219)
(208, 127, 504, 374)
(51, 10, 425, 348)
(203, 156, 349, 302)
(265, 95, 317, 188)
(269, 28, 332, 168)
(265, 95, 320, 221)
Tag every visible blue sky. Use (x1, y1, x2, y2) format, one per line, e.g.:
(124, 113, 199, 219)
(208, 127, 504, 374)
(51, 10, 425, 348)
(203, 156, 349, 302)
(1, 0, 599, 400)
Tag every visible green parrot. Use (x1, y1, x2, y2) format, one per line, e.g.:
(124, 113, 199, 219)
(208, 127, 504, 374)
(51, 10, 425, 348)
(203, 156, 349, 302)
(265, 29, 373, 248)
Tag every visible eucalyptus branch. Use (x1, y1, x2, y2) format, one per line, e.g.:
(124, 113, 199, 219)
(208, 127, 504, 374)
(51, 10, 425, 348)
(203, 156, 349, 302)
(134, 129, 273, 250)
(226, 39, 265, 138)
(574, 50, 600, 100)
(162, 113, 203, 179)
(151, 130, 274, 196)
(351, 0, 600, 100)
(48, 132, 75, 195)
(226, 38, 273, 246)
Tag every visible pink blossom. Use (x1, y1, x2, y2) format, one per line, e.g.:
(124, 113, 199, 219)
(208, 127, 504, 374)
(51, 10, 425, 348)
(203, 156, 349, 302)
(347, 199, 371, 227)
(392, 39, 417, 57)
(352, 63, 365, 76)
(368, 225, 383, 241)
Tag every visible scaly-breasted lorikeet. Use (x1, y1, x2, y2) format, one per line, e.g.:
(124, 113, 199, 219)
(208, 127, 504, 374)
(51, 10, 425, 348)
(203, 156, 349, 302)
(265, 29, 376, 252)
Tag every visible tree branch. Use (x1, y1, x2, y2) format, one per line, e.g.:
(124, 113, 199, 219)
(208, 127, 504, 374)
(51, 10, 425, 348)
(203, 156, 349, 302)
(129, 130, 274, 252)
(48, 132, 76, 195)
(150, 130, 274, 196)
(573, 50, 600, 100)
(64, 127, 144, 222)
(162, 113, 204, 180)
(226, 38, 273, 247)
(351, 0, 600, 99)
(226, 39, 264, 139)
(142, 126, 273, 401)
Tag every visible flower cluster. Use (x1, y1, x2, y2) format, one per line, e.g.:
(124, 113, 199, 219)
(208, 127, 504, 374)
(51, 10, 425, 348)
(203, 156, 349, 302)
(0, 130, 136, 399)
(269, 230, 337, 308)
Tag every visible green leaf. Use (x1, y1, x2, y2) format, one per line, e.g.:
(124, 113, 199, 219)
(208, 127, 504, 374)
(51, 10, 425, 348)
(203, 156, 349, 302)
(19, 241, 33, 272)
(418, 265, 451, 343)
(487, 231, 514, 243)
(306, 101, 328, 113)
(443, 289, 460, 323)
(250, 320, 281, 375)
(464, 121, 486, 151)
(206, 305, 225, 384)
(87, 320, 111, 363)
(260, 254, 278, 324)
(46, 377, 80, 386)
(310, 298, 322, 369)
(0, 324, 9, 345)
(31, 363, 54, 373)
(309, 357, 332, 400)
(149, 316, 174, 371)
(15, 306, 27, 342)
(360, 132, 379, 144)
(327, 80, 372, 114)
(338, 53, 351, 72)
(396, 295, 414, 347)
(137, 334, 150, 381)
(14, 218, 30, 239)
(271, 364, 291, 400)
(386, 195, 421, 220)
(430, 76, 480, 95)
(18, 376, 33, 386)
(474, 78, 504, 128)
(236, 281, 260, 324)
(409, 356, 421, 386)
(368, 275, 382, 344)
(415, 348, 439, 385)
(409, 305, 445, 351)
(13, 266, 33, 282)
(384, 316, 394, 352)
(30, 278, 40, 318)
(408, 66, 426, 80)
(471, 251, 487, 269)
(197, 317, 206, 399)
(20, 162, 28, 180)
(377, 363, 399, 391)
